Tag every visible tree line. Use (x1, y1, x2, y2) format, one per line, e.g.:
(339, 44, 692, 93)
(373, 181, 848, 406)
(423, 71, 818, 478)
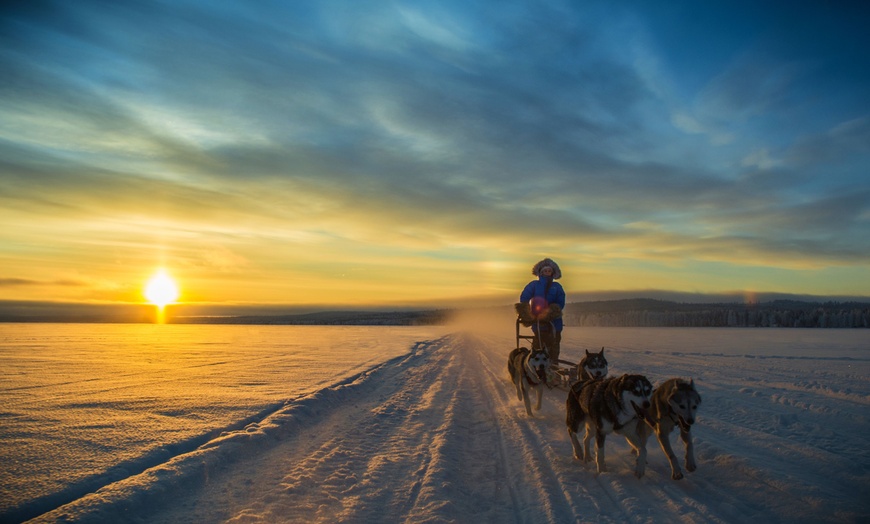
(561, 299, 870, 328)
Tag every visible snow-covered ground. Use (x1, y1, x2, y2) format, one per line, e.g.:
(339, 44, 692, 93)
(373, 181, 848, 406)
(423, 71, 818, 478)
(1, 322, 868, 523)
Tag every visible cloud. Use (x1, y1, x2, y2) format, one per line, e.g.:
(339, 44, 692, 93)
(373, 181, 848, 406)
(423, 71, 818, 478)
(0, 278, 86, 287)
(697, 57, 802, 122)
(0, 278, 40, 286)
(785, 116, 870, 168)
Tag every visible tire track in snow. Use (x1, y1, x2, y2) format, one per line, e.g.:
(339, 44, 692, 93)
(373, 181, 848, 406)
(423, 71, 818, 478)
(472, 334, 576, 523)
(219, 335, 461, 523)
(469, 332, 646, 523)
(475, 334, 652, 524)
(473, 331, 720, 524)
(402, 338, 514, 522)
(431, 331, 571, 523)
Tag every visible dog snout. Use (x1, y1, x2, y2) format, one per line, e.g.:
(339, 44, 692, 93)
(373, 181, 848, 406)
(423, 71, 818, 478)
(686, 417, 694, 425)
(642, 400, 650, 408)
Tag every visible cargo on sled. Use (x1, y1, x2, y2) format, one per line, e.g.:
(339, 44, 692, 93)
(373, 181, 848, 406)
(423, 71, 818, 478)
(515, 300, 577, 391)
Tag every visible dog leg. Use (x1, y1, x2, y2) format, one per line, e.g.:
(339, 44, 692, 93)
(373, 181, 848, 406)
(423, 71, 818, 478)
(514, 373, 523, 402)
(623, 425, 648, 478)
(534, 386, 543, 411)
(634, 443, 647, 479)
(566, 395, 585, 460)
(681, 429, 696, 473)
(656, 427, 683, 480)
(521, 382, 534, 417)
(568, 428, 583, 460)
(594, 430, 608, 473)
(582, 424, 594, 464)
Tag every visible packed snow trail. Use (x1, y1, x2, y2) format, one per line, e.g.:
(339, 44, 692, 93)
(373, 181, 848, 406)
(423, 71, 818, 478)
(31, 330, 869, 523)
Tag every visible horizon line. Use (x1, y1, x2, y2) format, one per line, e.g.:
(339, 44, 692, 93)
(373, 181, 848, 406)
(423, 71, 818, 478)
(2, 289, 870, 317)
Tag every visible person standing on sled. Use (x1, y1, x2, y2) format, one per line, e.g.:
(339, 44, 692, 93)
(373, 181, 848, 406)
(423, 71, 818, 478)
(519, 258, 566, 367)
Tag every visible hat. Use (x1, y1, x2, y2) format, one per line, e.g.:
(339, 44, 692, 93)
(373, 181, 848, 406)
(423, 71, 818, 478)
(532, 258, 561, 279)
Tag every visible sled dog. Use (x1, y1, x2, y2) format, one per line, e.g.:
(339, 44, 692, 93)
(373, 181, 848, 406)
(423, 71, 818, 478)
(639, 378, 702, 480)
(508, 346, 550, 417)
(578, 347, 608, 381)
(566, 373, 653, 477)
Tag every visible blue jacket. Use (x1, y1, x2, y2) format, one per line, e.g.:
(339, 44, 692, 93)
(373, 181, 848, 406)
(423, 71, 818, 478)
(520, 276, 566, 332)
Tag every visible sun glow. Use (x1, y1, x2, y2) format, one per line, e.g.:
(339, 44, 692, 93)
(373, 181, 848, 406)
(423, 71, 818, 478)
(145, 270, 180, 308)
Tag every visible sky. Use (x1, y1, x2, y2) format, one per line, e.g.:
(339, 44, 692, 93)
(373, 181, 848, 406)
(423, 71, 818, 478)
(1, 0, 869, 310)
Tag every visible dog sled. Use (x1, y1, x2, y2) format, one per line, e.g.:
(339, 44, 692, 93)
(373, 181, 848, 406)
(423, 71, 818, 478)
(515, 302, 578, 391)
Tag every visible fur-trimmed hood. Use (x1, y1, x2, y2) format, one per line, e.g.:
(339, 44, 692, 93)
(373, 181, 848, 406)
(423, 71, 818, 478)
(531, 258, 561, 279)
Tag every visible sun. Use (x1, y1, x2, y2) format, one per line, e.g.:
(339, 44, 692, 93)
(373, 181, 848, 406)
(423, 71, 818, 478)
(145, 270, 180, 308)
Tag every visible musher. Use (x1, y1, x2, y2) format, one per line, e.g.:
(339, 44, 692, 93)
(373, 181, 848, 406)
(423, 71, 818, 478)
(519, 257, 566, 367)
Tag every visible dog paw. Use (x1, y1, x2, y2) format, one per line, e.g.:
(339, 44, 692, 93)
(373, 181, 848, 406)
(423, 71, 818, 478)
(686, 461, 696, 472)
(672, 471, 684, 480)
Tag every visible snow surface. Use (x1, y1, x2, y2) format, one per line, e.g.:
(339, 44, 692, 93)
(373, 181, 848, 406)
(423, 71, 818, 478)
(1, 322, 868, 523)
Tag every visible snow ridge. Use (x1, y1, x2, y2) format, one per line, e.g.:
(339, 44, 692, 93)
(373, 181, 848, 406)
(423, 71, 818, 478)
(28, 337, 449, 523)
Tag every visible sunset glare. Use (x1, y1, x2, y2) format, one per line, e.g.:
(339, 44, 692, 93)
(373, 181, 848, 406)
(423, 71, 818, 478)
(145, 271, 179, 308)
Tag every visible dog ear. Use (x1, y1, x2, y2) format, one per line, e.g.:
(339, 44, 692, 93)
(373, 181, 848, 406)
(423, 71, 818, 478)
(616, 374, 628, 388)
(585, 349, 591, 356)
(600, 347, 605, 356)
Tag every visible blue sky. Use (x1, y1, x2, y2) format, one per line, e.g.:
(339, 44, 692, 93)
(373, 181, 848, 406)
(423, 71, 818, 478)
(1, 0, 868, 308)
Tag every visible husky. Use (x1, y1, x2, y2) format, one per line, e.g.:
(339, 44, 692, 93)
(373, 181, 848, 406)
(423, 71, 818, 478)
(638, 378, 702, 480)
(566, 373, 654, 477)
(578, 347, 608, 381)
(507, 346, 550, 417)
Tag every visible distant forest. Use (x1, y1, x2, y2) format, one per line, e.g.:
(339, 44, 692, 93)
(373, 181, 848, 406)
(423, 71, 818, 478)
(181, 309, 451, 326)
(216, 299, 869, 327)
(1, 299, 868, 327)
(562, 299, 870, 328)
